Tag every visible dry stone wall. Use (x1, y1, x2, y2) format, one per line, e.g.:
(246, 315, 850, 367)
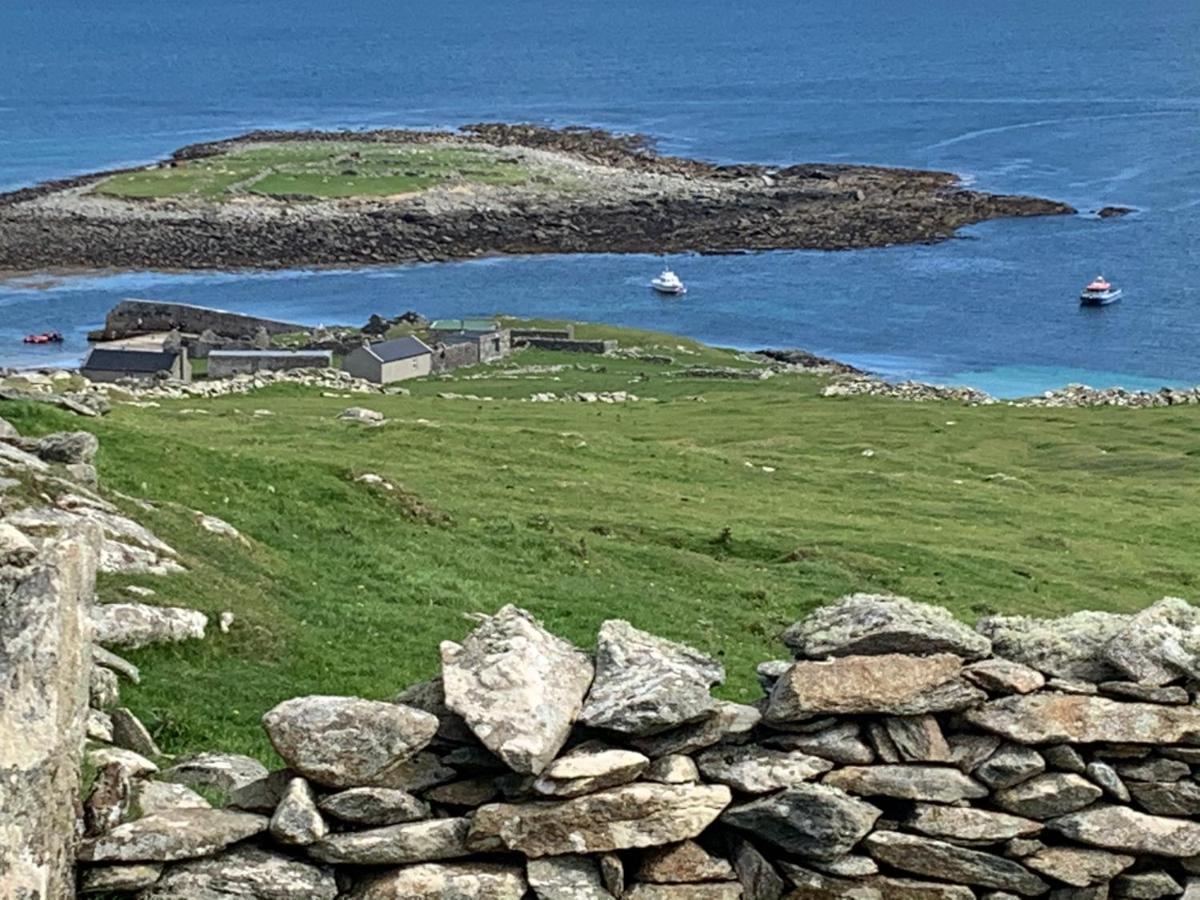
(73, 594, 1200, 899)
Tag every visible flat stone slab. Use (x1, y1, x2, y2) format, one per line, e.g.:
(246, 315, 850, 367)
(533, 744, 649, 798)
(92, 603, 207, 649)
(347, 862, 528, 900)
(262, 695, 438, 788)
(526, 854, 614, 899)
(964, 694, 1200, 745)
(442, 605, 594, 774)
(907, 803, 1042, 842)
(137, 846, 336, 899)
(783, 593, 992, 660)
(863, 831, 1048, 896)
(160, 753, 267, 793)
(976, 611, 1128, 681)
(1048, 805, 1200, 857)
(308, 817, 472, 865)
(469, 783, 731, 857)
(721, 783, 881, 862)
(696, 744, 834, 793)
(823, 764, 988, 803)
(317, 787, 430, 826)
(766, 653, 984, 720)
(77, 808, 268, 862)
(1022, 846, 1135, 888)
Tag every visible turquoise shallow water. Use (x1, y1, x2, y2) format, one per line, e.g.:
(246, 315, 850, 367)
(1, 0, 1198, 390)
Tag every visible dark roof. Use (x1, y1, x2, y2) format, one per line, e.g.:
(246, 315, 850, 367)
(82, 348, 180, 373)
(364, 336, 431, 363)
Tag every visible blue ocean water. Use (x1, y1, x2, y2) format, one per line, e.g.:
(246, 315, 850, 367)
(1, 0, 1198, 395)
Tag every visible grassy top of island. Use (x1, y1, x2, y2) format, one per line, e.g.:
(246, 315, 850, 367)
(4, 321, 1199, 764)
(94, 142, 538, 201)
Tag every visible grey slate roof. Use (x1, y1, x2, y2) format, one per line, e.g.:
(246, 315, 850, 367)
(82, 348, 180, 373)
(364, 336, 432, 362)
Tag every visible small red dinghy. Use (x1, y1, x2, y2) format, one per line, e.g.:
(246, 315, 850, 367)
(22, 331, 64, 344)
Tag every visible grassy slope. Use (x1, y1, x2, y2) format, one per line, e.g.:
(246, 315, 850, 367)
(93, 143, 531, 200)
(5, 323, 1200, 763)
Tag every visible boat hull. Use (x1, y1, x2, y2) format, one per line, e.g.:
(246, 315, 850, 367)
(1080, 288, 1121, 306)
(651, 284, 686, 295)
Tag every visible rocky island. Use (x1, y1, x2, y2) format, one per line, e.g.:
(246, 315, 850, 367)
(0, 124, 1073, 272)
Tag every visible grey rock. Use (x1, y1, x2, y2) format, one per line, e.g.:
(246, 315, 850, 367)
(964, 694, 1200, 745)
(782, 593, 991, 660)
(160, 753, 268, 794)
(580, 618, 722, 736)
(1113, 872, 1183, 899)
(132, 780, 211, 815)
(527, 854, 614, 899)
(77, 808, 269, 862)
(1104, 597, 1200, 686)
(721, 783, 881, 861)
(697, 744, 833, 793)
(766, 653, 985, 720)
(631, 700, 760, 756)
(729, 836, 786, 900)
(948, 733, 1004, 772)
(1045, 745, 1088, 774)
(907, 803, 1042, 842)
(624, 885, 742, 900)
(137, 846, 336, 899)
(85, 762, 133, 837)
(269, 776, 326, 845)
(824, 764, 988, 803)
(965, 659, 1047, 695)
(346, 862, 527, 900)
(1085, 762, 1130, 801)
(110, 707, 161, 758)
(599, 853, 625, 898)
(317, 786, 430, 825)
(425, 776, 501, 807)
(0, 439, 50, 471)
(93, 644, 140, 683)
(90, 664, 120, 707)
(995, 773, 1104, 819)
(0, 415, 16, 438)
(1163, 748, 1200, 763)
(337, 406, 385, 425)
(92, 602, 207, 649)
(442, 605, 594, 773)
(1129, 780, 1200, 816)
(756, 659, 792, 692)
(226, 769, 294, 813)
(636, 840, 736, 883)
(468, 783, 731, 857)
(863, 831, 1048, 895)
(978, 611, 1128, 681)
(809, 855, 879, 877)
(866, 721, 901, 762)
(87, 708, 114, 742)
(1047, 678, 1100, 695)
(308, 816, 472, 865)
(393, 676, 476, 744)
(262, 695, 438, 788)
(533, 742, 649, 797)
(1117, 757, 1191, 782)
(977, 744, 1047, 789)
(1023, 846, 1135, 888)
(644, 754, 701, 784)
(1100, 682, 1191, 705)
(883, 715, 950, 762)
(88, 745, 158, 778)
(0, 521, 37, 567)
(35, 430, 99, 464)
(1049, 805, 1200, 857)
(763, 721, 874, 765)
(78, 863, 163, 893)
(379, 751, 458, 792)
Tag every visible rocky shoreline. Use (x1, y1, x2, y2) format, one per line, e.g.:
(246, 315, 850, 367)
(0, 124, 1074, 272)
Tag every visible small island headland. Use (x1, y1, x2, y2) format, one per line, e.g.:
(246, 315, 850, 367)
(0, 124, 1074, 273)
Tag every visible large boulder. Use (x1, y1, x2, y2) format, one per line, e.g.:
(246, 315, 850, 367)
(442, 605, 593, 775)
(977, 611, 1128, 681)
(347, 862, 527, 900)
(783, 594, 991, 660)
(76, 808, 269, 862)
(863, 831, 1048, 895)
(765, 653, 984, 720)
(580, 620, 723, 736)
(468, 783, 731, 857)
(261, 696, 438, 788)
(964, 694, 1200, 745)
(137, 846, 337, 899)
(1048, 805, 1200, 857)
(1103, 597, 1200, 685)
(720, 783, 881, 861)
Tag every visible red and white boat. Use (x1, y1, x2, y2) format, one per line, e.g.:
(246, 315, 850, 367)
(1080, 276, 1121, 306)
(22, 331, 64, 344)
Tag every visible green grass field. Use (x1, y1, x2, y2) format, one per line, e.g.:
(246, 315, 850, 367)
(5, 323, 1200, 764)
(93, 142, 531, 201)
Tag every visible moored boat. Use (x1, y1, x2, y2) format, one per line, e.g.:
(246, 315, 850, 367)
(1080, 276, 1121, 306)
(650, 269, 686, 295)
(22, 331, 64, 344)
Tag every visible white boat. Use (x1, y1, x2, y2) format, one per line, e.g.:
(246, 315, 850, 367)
(650, 269, 686, 295)
(1080, 275, 1122, 306)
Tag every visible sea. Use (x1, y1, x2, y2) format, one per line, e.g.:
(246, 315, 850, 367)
(1, 0, 1198, 396)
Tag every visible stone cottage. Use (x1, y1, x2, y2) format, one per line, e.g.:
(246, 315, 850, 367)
(80, 348, 191, 383)
(207, 350, 332, 378)
(341, 336, 433, 384)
